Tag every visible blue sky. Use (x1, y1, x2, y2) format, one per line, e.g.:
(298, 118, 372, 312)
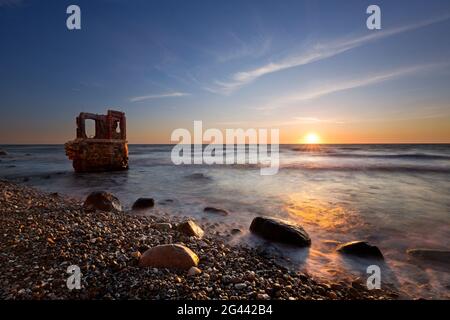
(1, 0, 450, 143)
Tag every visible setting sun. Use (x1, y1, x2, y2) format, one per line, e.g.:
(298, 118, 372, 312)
(303, 132, 321, 144)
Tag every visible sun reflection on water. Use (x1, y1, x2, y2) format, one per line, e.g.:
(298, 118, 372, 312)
(284, 192, 367, 233)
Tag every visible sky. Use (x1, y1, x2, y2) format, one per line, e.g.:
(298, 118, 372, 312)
(0, 0, 450, 144)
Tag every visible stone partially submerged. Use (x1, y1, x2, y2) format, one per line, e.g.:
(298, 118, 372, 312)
(249, 216, 311, 247)
(132, 198, 155, 210)
(337, 241, 384, 260)
(65, 110, 128, 172)
(407, 249, 450, 265)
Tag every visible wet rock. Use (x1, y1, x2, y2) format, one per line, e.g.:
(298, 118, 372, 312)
(187, 266, 202, 277)
(0, 149, 7, 156)
(186, 173, 211, 180)
(83, 191, 122, 212)
(138, 244, 199, 270)
(407, 249, 450, 265)
(336, 241, 384, 260)
(204, 207, 229, 216)
(177, 220, 204, 238)
(132, 198, 155, 210)
(158, 199, 174, 205)
(249, 216, 311, 247)
(231, 228, 242, 235)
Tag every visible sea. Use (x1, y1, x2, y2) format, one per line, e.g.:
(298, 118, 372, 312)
(1, 144, 449, 299)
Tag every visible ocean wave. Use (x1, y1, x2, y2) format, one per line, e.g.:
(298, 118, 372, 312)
(310, 153, 450, 160)
(280, 163, 450, 173)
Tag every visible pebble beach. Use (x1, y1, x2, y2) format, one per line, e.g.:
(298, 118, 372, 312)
(0, 179, 398, 300)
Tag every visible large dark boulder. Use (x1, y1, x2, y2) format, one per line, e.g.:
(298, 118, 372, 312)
(336, 241, 384, 260)
(83, 191, 122, 212)
(0, 149, 7, 156)
(132, 198, 155, 210)
(249, 216, 311, 247)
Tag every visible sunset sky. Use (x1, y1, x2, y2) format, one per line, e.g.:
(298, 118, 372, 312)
(1, 0, 450, 144)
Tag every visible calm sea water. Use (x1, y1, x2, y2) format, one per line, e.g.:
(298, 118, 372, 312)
(1, 144, 449, 299)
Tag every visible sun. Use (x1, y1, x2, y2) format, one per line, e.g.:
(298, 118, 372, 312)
(303, 132, 321, 144)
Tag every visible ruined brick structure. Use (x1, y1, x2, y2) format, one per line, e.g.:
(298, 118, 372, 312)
(65, 110, 129, 172)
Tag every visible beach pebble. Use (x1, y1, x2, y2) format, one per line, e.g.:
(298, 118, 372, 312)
(177, 220, 204, 238)
(234, 283, 247, 290)
(187, 266, 202, 277)
(257, 293, 270, 300)
(131, 251, 142, 259)
(244, 271, 256, 281)
(222, 275, 233, 284)
(153, 223, 172, 231)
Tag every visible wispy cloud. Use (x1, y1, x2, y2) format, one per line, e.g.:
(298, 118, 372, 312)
(259, 64, 439, 110)
(214, 117, 344, 128)
(129, 92, 190, 102)
(208, 14, 450, 95)
(292, 117, 345, 124)
(216, 33, 272, 63)
(0, 0, 23, 7)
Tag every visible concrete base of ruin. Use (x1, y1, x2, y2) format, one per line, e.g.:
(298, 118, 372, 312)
(65, 139, 128, 172)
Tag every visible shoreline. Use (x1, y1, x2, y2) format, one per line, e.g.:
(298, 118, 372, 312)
(0, 179, 398, 300)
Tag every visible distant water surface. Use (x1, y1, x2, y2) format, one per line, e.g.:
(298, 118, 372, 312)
(1, 144, 449, 299)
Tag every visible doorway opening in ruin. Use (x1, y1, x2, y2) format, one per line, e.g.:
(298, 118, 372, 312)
(85, 119, 96, 138)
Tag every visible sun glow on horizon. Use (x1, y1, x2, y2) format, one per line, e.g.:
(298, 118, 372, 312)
(303, 132, 321, 144)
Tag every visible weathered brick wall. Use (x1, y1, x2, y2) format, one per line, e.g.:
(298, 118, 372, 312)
(65, 139, 128, 172)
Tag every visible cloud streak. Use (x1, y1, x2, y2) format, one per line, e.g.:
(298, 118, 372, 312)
(0, 0, 23, 7)
(292, 117, 345, 124)
(209, 14, 450, 94)
(130, 92, 190, 102)
(260, 63, 440, 110)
